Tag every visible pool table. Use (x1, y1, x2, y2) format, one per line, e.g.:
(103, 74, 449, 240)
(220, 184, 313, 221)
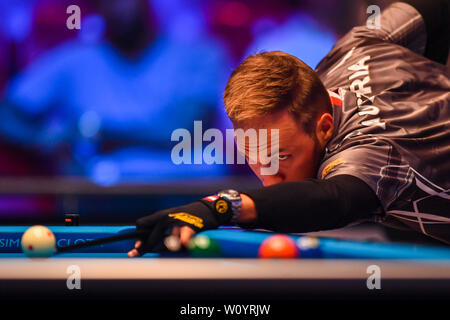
(1, 225, 450, 301)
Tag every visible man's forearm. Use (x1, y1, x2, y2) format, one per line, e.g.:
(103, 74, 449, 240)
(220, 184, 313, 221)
(238, 175, 381, 233)
(238, 194, 258, 224)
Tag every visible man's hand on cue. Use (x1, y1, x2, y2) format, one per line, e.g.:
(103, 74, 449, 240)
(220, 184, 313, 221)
(127, 197, 236, 257)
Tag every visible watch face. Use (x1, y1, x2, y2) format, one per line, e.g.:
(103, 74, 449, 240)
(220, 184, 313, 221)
(219, 189, 240, 200)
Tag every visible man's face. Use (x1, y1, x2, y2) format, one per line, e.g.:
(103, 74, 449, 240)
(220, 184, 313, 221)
(235, 109, 331, 186)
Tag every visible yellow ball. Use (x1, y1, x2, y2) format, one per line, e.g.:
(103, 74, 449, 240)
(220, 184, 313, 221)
(21, 226, 56, 257)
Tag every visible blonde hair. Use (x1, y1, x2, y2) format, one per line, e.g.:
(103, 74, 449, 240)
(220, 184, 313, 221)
(223, 51, 331, 133)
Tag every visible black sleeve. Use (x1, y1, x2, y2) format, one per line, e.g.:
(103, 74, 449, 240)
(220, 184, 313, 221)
(402, 0, 449, 64)
(241, 175, 382, 233)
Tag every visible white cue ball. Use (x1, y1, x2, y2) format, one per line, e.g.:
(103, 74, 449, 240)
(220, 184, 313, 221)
(21, 225, 56, 258)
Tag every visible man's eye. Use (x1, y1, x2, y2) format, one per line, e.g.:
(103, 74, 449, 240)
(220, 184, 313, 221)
(278, 154, 290, 161)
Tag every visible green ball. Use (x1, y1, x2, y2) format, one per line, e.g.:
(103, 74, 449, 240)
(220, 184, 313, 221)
(188, 235, 221, 258)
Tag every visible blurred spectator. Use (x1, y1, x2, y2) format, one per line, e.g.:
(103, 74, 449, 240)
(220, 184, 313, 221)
(245, 13, 337, 69)
(0, 0, 399, 185)
(0, 0, 232, 184)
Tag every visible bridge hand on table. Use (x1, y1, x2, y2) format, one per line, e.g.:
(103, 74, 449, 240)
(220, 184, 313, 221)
(128, 226, 195, 257)
(127, 197, 234, 257)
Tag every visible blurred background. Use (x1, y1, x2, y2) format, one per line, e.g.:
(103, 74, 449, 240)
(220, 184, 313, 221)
(0, 0, 394, 224)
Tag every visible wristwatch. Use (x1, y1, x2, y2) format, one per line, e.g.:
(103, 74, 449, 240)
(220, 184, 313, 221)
(217, 189, 242, 225)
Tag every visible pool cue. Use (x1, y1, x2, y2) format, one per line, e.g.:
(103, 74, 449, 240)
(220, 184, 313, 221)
(55, 229, 183, 254)
(55, 229, 148, 254)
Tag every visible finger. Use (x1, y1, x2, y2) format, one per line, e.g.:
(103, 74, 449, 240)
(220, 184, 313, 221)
(171, 226, 180, 237)
(180, 226, 196, 247)
(139, 220, 167, 254)
(127, 248, 140, 258)
(128, 240, 143, 258)
(135, 240, 142, 249)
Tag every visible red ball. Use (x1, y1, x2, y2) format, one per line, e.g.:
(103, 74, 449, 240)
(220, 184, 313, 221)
(258, 234, 299, 259)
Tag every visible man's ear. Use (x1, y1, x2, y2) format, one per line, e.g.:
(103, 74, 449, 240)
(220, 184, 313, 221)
(315, 113, 334, 149)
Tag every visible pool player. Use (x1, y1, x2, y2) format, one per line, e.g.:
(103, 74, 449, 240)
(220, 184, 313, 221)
(128, 0, 449, 257)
